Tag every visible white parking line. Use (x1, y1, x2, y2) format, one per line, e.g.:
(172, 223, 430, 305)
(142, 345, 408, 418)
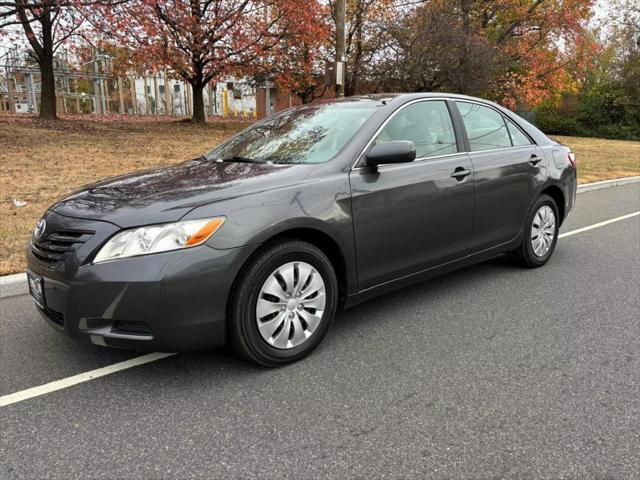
(0, 352, 176, 407)
(559, 211, 640, 239)
(1, 210, 639, 408)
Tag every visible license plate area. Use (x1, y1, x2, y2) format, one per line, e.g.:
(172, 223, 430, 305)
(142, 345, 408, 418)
(27, 269, 45, 308)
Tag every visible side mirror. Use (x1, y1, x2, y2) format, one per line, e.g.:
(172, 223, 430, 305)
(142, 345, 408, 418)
(364, 141, 416, 168)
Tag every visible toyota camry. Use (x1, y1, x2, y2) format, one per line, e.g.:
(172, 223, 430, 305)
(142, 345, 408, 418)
(26, 93, 577, 366)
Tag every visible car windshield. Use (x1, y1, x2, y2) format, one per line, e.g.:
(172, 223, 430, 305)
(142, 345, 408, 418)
(206, 102, 379, 164)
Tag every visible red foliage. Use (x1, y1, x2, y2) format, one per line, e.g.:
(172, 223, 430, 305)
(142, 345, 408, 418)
(86, 0, 328, 120)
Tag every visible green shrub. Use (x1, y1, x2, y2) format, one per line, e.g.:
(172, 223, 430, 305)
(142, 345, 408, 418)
(534, 111, 591, 137)
(534, 102, 639, 140)
(593, 123, 640, 141)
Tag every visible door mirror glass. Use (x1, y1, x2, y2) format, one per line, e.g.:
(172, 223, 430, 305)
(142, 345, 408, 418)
(365, 140, 416, 167)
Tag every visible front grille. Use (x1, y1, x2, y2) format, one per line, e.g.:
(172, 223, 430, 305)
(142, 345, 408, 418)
(43, 306, 64, 326)
(31, 229, 94, 266)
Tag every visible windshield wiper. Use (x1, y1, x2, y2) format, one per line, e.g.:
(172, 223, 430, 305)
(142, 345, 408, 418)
(218, 155, 262, 164)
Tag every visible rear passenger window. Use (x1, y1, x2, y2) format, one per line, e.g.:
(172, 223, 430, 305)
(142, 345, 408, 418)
(375, 101, 457, 158)
(457, 102, 511, 151)
(505, 118, 533, 146)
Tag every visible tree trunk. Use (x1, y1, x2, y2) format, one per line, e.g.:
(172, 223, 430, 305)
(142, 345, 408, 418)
(38, 49, 57, 120)
(17, 6, 57, 120)
(38, 8, 57, 120)
(191, 83, 205, 123)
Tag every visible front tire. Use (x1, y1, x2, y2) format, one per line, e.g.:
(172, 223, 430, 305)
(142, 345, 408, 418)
(512, 194, 560, 268)
(228, 240, 338, 367)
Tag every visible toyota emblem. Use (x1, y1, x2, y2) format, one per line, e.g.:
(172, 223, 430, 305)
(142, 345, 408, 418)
(33, 218, 46, 240)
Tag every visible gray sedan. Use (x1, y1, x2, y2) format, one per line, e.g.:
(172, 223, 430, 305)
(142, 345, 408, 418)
(26, 93, 577, 366)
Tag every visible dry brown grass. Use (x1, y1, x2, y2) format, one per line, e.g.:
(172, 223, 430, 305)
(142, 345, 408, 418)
(1, 117, 638, 275)
(552, 135, 640, 184)
(1, 115, 249, 275)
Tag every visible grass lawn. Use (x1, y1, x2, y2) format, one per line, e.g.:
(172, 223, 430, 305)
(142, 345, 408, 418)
(1, 115, 250, 275)
(552, 135, 640, 185)
(1, 115, 639, 275)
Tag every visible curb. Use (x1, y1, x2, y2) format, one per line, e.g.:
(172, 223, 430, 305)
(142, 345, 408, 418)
(0, 273, 28, 299)
(1, 176, 639, 300)
(577, 176, 639, 193)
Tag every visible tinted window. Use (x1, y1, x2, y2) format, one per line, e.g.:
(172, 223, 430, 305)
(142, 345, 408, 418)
(457, 102, 511, 151)
(375, 101, 457, 158)
(208, 102, 378, 164)
(505, 118, 532, 146)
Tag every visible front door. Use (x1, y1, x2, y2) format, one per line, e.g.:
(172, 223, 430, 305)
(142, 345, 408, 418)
(349, 100, 474, 291)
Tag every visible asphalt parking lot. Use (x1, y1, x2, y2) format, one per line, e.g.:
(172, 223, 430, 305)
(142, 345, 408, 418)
(1, 183, 639, 479)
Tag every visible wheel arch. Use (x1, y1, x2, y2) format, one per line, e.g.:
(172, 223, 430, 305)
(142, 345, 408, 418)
(540, 184, 566, 225)
(228, 226, 352, 317)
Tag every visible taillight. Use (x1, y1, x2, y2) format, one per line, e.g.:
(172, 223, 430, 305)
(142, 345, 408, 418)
(568, 152, 576, 168)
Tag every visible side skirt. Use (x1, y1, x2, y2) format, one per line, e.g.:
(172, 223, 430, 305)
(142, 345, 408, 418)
(343, 232, 523, 309)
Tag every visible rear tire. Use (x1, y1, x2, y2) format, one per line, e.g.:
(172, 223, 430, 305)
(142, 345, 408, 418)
(228, 240, 338, 367)
(512, 194, 559, 268)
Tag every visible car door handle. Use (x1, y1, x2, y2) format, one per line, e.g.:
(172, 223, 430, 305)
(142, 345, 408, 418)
(451, 167, 472, 180)
(529, 154, 543, 165)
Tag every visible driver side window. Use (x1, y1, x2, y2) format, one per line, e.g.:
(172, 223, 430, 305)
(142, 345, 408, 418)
(375, 101, 458, 158)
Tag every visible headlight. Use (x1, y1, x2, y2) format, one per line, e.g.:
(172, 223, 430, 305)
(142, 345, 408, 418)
(93, 217, 225, 264)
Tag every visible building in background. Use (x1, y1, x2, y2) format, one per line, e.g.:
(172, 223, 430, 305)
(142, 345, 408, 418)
(1, 48, 335, 119)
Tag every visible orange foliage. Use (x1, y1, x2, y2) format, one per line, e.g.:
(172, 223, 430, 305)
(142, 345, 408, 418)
(488, 0, 599, 109)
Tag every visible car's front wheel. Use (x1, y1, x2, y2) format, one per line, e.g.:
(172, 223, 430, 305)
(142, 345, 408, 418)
(512, 194, 560, 268)
(228, 240, 338, 366)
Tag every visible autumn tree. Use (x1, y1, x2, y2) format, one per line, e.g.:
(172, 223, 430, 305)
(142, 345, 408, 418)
(484, 0, 596, 108)
(599, 0, 640, 108)
(88, 0, 322, 123)
(277, 43, 329, 104)
(378, 0, 502, 94)
(0, 1, 90, 119)
(327, 0, 396, 96)
(251, 0, 331, 103)
(376, 0, 596, 109)
(537, 0, 640, 138)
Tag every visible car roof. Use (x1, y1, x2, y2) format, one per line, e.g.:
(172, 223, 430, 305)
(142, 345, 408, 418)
(304, 93, 552, 145)
(316, 92, 505, 108)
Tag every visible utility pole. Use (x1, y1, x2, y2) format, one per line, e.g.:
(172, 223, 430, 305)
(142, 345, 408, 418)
(143, 75, 149, 114)
(153, 72, 160, 115)
(164, 70, 171, 115)
(335, 0, 346, 97)
(26, 72, 36, 113)
(129, 75, 138, 115)
(118, 76, 125, 114)
(93, 53, 102, 114)
(74, 78, 80, 113)
(6, 67, 15, 113)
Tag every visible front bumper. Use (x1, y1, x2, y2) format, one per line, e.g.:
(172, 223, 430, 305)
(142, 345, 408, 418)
(27, 211, 253, 352)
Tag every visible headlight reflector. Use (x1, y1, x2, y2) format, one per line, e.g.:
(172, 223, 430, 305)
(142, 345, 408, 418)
(93, 217, 224, 263)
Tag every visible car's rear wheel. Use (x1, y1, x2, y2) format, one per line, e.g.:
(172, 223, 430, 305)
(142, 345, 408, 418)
(512, 194, 559, 268)
(228, 240, 338, 366)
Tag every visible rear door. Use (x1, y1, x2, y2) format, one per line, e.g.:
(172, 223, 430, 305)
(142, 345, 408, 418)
(349, 99, 474, 291)
(454, 101, 544, 252)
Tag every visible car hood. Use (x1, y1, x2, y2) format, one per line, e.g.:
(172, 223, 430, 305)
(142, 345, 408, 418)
(51, 158, 299, 227)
